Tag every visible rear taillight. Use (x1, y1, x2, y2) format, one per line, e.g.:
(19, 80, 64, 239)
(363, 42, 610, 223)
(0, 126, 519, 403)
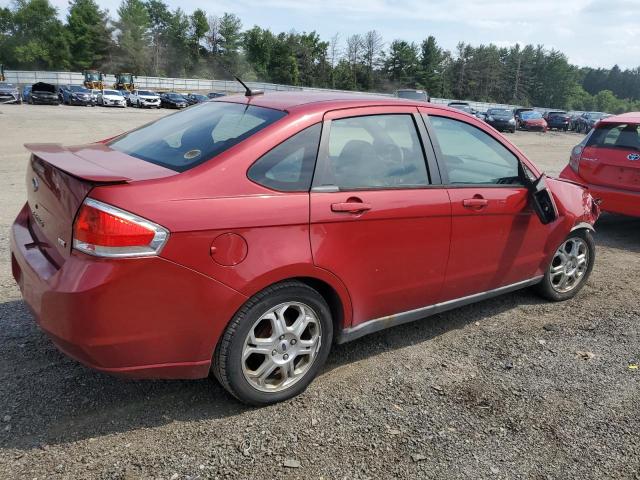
(569, 145, 583, 172)
(73, 198, 169, 258)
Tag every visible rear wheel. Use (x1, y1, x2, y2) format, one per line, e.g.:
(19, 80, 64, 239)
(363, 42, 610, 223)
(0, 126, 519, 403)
(214, 281, 333, 405)
(536, 230, 595, 301)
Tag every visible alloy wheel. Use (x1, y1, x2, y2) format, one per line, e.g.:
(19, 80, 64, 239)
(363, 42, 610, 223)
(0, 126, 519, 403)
(241, 302, 322, 393)
(549, 237, 589, 293)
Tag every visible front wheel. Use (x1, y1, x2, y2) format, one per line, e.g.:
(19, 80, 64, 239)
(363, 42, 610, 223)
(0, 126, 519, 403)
(213, 281, 333, 405)
(536, 230, 595, 301)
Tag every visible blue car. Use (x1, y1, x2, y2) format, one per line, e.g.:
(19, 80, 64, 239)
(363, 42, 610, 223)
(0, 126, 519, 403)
(22, 85, 32, 103)
(59, 84, 94, 106)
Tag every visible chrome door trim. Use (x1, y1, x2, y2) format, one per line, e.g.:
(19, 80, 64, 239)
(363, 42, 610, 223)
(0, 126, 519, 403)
(336, 276, 543, 344)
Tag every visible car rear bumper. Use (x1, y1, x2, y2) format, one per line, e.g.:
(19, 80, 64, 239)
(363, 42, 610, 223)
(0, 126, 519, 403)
(10, 203, 247, 379)
(559, 166, 640, 217)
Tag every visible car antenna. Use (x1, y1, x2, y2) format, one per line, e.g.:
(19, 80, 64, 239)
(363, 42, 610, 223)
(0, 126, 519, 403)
(212, 58, 263, 97)
(233, 74, 264, 97)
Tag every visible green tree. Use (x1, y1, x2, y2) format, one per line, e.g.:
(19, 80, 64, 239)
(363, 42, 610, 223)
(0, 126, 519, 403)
(145, 0, 171, 75)
(385, 40, 419, 87)
(114, 0, 151, 73)
(66, 0, 114, 70)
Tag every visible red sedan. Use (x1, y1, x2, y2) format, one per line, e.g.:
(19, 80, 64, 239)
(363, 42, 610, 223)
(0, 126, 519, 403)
(560, 112, 640, 218)
(11, 92, 599, 405)
(518, 110, 548, 132)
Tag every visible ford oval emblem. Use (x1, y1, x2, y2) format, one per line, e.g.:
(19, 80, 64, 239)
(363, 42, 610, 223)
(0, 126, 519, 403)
(628, 153, 640, 161)
(31, 177, 39, 191)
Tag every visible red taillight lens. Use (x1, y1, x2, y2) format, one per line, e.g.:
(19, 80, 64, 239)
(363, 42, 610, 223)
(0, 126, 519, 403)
(569, 145, 583, 172)
(75, 204, 155, 247)
(73, 199, 168, 257)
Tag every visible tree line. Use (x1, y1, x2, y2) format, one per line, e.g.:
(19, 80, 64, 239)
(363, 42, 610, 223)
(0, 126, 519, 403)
(1, 0, 640, 112)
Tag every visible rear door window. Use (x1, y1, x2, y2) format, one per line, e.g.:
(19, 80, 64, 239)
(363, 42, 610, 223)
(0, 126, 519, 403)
(109, 102, 286, 171)
(315, 114, 429, 190)
(587, 124, 640, 151)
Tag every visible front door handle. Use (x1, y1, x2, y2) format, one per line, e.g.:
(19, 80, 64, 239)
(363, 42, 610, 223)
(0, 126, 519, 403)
(331, 201, 372, 213)
(462, 197, 488, 209)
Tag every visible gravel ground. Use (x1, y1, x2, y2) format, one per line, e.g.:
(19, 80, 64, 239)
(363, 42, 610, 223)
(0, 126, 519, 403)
(0, 104, 639, 480)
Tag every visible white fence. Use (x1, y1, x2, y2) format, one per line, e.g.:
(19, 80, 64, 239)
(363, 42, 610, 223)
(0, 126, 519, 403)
(4, 69, 554, 113)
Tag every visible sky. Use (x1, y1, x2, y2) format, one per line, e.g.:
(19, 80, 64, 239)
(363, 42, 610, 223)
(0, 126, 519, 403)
(29, 0, 640, 69)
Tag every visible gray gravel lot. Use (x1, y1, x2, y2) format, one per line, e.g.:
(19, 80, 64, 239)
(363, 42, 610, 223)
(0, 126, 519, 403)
(0, 104, 639, 480)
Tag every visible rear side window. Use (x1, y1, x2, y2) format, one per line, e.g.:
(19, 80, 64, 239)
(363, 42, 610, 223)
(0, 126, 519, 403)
(428, 115, 521, 185)
(315, 114, 429, 190)
(587, 124, 640, 150)
(248, 124, 321, 192)
(109, 102, 286, 172)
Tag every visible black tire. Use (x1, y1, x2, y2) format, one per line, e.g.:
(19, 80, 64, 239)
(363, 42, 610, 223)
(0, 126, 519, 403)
(535, 229, 595, 302)
(213, 280, 333, 406)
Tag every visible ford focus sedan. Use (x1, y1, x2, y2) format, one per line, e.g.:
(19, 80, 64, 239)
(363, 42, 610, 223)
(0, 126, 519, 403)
(11, 92, 599, 405)
(560, 112, 639, 217)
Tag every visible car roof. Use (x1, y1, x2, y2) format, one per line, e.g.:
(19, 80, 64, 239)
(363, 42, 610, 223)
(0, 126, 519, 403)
(599, 112, 640, 124)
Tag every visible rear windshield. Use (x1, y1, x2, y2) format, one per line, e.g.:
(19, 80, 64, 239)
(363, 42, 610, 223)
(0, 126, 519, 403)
(139, 90, 156, 96)
(109, 102, 287, 172)
(397, 90, 427, 100)
(521, 111, 542, 119)
(587, 123, 640, 151)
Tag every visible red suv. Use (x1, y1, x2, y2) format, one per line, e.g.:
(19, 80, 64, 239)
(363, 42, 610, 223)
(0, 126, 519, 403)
(11, 93, 599, 405)
(560, 112, 640, 217)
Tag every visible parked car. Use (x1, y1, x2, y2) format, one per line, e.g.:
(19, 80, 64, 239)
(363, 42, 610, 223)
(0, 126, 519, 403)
(395, 89, 430, 102)
(160, 92, 189, 109)
(98, 89, 127, 108)
(447, 101, 472, 113)
(568, 112, 582, 131)
(21, 85, 32, 104)
(513, 107, 534, 129)
(544, 111, 571, 131)
(29, 82, 60, 105)
(118, 89, 132, 106)
(518, 110, 547, 132)
(185, 93, 209, 105)
(60, 84, 94, 106)
(485, 108, 516, 133)
(208, 92, 226, 99)
(10, 93, 599, 406)
(474, 110, 487, 121)
(89, 89, 101, 104)
(575, 112, 607, 134)
(0, 82, 21, 104)
(130, 89, 161, 108)
(560, 112, 639, 217)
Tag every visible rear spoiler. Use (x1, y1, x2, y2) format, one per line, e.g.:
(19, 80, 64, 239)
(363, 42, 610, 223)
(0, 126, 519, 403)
(24, 143, 175, 183)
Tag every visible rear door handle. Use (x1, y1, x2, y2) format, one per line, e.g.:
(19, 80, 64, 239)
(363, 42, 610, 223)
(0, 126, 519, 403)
(462, 198, 488, 208)
(331, 202, 372, 213)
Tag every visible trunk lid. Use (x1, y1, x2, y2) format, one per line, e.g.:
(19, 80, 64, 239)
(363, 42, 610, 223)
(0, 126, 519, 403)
(24, 143, 177, 266)
(578, 123, 640, 191)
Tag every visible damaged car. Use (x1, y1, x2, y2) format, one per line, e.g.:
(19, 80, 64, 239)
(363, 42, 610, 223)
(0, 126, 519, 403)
(29, 82, 60, 105)
(0, 82, 21, 104)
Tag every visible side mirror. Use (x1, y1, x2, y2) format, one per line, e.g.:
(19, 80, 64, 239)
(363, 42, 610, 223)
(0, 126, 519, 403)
(526, 174, 558, 225)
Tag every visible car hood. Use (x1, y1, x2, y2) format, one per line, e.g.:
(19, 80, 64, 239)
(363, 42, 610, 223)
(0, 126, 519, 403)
(31, 82, 57, 94)
(491, 114, 513, 120)
(103, 94, 124, 100)
(140, 95, 159, 100)
(0, 86, 18, 94)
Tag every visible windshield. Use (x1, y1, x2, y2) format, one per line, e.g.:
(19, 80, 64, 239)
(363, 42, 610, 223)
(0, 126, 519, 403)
(587, 112, 605, 120)
(109, 102, 287, 172)
(193, 94, 207, 100)
(548, 111, 566, 117)
(86, 73, 100, 81)
(0, 83, 15, 89)
(488, 109, 511, 115)
(587, 123, 640, 151)
(167, 93, 184, 100)
(70, 85, 89, 92)
(103, 90, 121, 96)
(139, 90, 156, 96)
(397, 90, 427, 100)
(449, 104, 472, 113)
(521, 111, 542, 119)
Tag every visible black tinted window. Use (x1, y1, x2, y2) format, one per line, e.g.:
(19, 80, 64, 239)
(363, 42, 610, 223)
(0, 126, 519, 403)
(316, 114, 429, 190)
(248, 124, 321, 191)
(429, 115, 521, 185)
(109, 102, 286, 172)
(587, 124, 640, 150)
